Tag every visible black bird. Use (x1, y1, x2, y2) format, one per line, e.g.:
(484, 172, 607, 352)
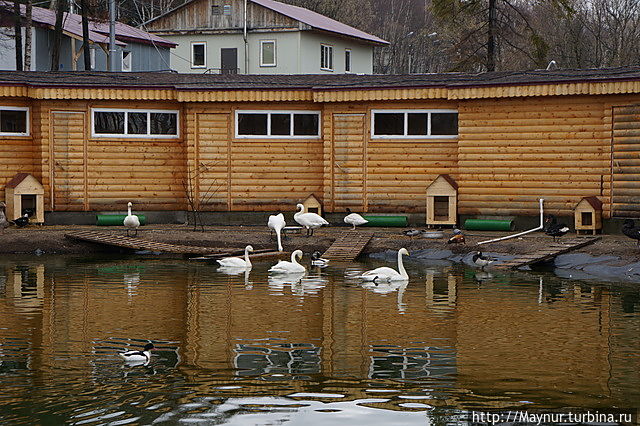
(472, 251, 496, 270)
(622, 219, 640, 246)
(12, 213, 29, 228)
(544, 215, 569, 242)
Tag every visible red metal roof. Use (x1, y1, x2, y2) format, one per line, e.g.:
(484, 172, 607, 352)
(0, 1, 176, 48)
(6, 173, 31, 188)
(251, 0, 388, 45)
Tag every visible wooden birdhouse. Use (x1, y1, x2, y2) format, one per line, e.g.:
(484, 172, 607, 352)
(574, 196, 602, 235)
(426, 174, 458, 227)
(302, 194, 322, 215)
(5, 173, 45, 224)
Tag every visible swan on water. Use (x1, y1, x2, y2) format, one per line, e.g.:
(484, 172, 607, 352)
(217, 245, 254, 269)
(359, 248, 409, 282)
(269, 249, 306, 273)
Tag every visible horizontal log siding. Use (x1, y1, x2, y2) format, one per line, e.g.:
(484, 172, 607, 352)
(457, 96, 610, 217)
(229, 140, 324, 211)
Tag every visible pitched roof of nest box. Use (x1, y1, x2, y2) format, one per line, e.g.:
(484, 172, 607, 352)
(577, 196, 603, 211)
(5, 173, 44, 194)
(427, 174, 458, 194)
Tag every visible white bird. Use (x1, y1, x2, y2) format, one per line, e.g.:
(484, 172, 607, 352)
(217, 245, 253, 269)
(0, 202, 10, 230)
(269, 249, 306, 273)
(360, 248, 409, 282)
(294, 204, 328, 236)
(119, 343, 154, 363)
(311, 250, 329, 267)
(123, 202, 140, 237)
(343, 207, 368, 230)
(268, 213, 286, 252)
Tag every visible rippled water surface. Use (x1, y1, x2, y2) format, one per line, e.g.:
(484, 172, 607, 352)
(0, 254, 638, 425)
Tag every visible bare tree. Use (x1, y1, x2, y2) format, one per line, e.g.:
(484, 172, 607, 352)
(13, 0, 22, 71)
(24, 0, 31, 70)
(50, 0, 67, 71)
(80, 0, 91, 70)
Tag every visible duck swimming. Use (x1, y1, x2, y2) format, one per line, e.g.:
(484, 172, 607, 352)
(119, 343, 154, 363)
(311, 251, 329, 267)
(472, 251, 496, 270)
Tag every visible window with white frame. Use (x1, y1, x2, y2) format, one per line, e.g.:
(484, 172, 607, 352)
(92, 109, 179, 138)
(223, 4, 231, 14)
(260, 40, 276, 67)
(371, 110, 458, 138)
(122, 50, 132, 72)
(345, 49, 351, 72)
(0, 107, 29, 136)
(236, 111, 320, 138)
(320, 44, 333, 71)
(191, 42, 206, 68)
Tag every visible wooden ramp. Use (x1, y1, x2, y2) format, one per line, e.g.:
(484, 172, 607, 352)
(496, 237, 601, 269)
(65, 230, 236, 256)
(322, 231, 374, 262)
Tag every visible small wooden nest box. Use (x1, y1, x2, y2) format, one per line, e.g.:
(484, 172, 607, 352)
(302, 194, 322, 215)
(5, 173, 45, 224)
(574, 196, 602, 235)
(426, 174, 458, 227)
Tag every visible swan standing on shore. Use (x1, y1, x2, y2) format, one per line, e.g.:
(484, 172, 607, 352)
(294, 204, 328, 236)
(344, 208, 368, 230)
(268, 213, 286, 252)
(269, 249, 306, 273)
(360, 248, 409, 282)
(123, 202, 140, 237)
(218, 245, 254, 269)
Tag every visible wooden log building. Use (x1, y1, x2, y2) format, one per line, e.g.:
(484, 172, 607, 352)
(0, 67, 639, 222)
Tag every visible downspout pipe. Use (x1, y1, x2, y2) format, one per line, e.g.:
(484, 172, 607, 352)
(109, 0, 116, 71)
(243, 0, 248, 74)
(476, 198, 545, 246)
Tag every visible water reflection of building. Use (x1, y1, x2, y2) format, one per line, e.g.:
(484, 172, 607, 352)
(0, 260, 636, 410)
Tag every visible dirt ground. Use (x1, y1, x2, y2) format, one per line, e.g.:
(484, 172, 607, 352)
(1, 224, 639, 263)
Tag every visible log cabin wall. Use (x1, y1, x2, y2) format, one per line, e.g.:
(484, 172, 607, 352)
(323, 101, 459, 214)
(457, 95, 611, 218)
(0, 98, 35, 204)
(185, 103, 324, 212)
(35, 100, 187, 212)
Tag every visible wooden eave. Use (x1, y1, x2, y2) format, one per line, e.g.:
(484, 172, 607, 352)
(313, 87, 449, 102)
(176, 89, 314, 102)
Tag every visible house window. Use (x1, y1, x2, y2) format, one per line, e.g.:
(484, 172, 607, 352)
(260, 40, 276, 67)
(212, 4, 221, 14)
(236, 111, 320, 139)
(191, 42, 206, 68)
(345, 49, 351, 72)
(371, 110, 458, 139)
(0, 107, 29, 136)
(320, 44, 333, 71)
(122, 50, 132, 72)
(92, 109, 179, 138)
(223, 4, 231, 15)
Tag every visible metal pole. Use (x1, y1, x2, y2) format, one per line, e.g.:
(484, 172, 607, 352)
(243, 0, 248, 74)
(109, 0, 116, 71)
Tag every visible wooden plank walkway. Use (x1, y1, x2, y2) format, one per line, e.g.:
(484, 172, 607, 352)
(322, 231, 374, 262)
(65, 230, 236, 256)
(496, 237, 601, 269)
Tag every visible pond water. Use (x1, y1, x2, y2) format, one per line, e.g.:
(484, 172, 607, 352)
(0, 254, 638, 425)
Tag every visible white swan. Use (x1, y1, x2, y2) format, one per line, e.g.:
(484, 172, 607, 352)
(268, 213, 286, 252)
(269, 249, 306, 273)
(123, 202, 140, 237)
(294, 204, 328, 236)
(360, 248, 409, 282)
(344, 207, 368, 230)
(217, 245, 253, 269)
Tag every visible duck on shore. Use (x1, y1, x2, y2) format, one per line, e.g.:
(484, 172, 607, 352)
(545, 215, 569, 242)
(622, 219, 640, 246)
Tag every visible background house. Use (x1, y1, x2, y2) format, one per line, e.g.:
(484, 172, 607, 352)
(143, 0, 387, 74)
(0, 2, 176, 71)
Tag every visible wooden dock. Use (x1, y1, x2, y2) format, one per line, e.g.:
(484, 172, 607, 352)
(65, 230, 236, 256)
(496, 237, 601, 269)
(322, 231, 374, 262)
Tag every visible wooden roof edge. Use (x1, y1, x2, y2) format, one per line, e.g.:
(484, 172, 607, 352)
(5, 172, 31, 188)
(580, 196, 603, 210)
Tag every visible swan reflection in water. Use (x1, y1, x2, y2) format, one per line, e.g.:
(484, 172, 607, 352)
(217, 266, 253, 289)
(268, 271, 328, 296)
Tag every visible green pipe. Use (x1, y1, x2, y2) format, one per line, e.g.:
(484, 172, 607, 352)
(96, 214, 147, 226)
(362, 215, 408, 227)
(464, 219, 514, 231)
